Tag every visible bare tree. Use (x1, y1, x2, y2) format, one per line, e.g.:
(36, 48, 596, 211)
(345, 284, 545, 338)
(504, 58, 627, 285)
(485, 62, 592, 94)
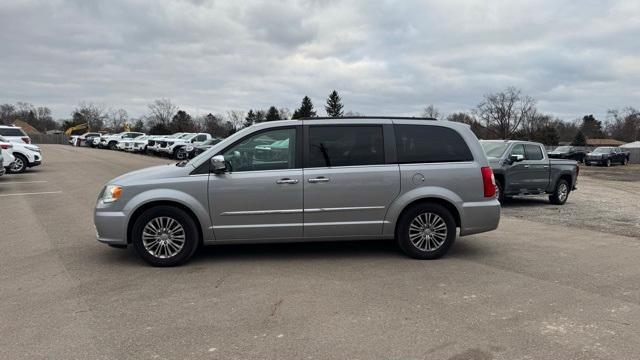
(422, 104, 441, 119)
(475, 87, 536, 139)
(107, 108, 129, 132)
(521, 110, 552, 140)
(73, 102, 106, 130)
(147, 99, 178, 129)
(225, 110, 246, 131)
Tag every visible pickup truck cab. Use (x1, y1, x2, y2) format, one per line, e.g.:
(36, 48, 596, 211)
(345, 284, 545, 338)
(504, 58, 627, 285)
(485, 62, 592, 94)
(585, 147, 630, 166)
(481, 140, 579, 205)
(101, 132, 145, 150)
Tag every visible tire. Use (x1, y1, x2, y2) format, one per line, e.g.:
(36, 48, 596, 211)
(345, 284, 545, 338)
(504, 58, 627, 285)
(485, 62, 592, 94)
(396, 203, 456, 260)
(605, 159, 611, 167)
(131, 206, 200, 266)
(174, 147, 187, 160)
(585, 161, 591, 166)
(549, 179, 570, 205)
(622, 157, 628, 165)
(9, 153, 28, 173)
(108, 141, 117, 150)
(496, 179, 505, 204)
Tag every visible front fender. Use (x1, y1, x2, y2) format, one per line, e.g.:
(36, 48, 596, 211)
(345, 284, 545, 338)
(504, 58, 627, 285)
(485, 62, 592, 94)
(382, 186, 463, 238)
(123, 188, 213, 242)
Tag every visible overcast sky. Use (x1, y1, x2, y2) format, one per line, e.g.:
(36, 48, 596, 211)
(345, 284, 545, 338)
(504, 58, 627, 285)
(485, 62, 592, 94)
(1, 0, 639, 121)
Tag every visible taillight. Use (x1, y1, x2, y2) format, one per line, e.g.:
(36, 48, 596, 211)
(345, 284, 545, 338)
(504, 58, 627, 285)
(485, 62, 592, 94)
(22, 137, 30, 144)
(0, 143, 13, 150)
(481, 166, 496, 198)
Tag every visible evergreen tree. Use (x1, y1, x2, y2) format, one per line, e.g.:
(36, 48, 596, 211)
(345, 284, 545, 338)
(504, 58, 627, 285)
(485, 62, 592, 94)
(579, 114, 604, 138)
(244, 110, 256, 127)
(169, 110, 196, 132)
(265, 106, 281, 121)
(132, 119, 145, 132)
(292, 96, 316, 119)
(572, 130, 587, 146)
(325, 90, 344, 117)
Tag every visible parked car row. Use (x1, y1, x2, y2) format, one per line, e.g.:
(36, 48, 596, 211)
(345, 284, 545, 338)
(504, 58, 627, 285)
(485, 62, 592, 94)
(0, 125, 43, 177)
(74, 131, 223, 160)
(547, 145, 631, 166)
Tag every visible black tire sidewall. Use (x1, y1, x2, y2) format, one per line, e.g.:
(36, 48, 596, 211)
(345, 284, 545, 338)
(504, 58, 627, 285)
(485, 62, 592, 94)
(396, 203, 456, 260)
(131, 206, 199, 266)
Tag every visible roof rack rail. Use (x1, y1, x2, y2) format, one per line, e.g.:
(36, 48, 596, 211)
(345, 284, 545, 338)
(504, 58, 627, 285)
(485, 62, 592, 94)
(299, 116, 438, 121)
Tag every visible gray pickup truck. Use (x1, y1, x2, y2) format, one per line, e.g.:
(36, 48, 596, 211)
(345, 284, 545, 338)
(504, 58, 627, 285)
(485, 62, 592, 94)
(480, 140, 579, 205)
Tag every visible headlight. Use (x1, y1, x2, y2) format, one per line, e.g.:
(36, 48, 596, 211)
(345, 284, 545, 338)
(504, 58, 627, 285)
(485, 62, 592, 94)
(102, 185, 122, 203)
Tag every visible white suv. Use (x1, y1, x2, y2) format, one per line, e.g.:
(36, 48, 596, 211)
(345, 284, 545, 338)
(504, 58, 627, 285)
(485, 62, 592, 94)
(160, 133, 212, 159)
(0, 134, 43, 173)
(0, 125, 31, 144)
(0, 141, 16, 175)
(100, 132, 145, 150)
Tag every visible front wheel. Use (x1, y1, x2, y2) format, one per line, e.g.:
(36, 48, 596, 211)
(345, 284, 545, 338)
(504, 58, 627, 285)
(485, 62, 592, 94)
(605, 159, 611, 167)
(396, 203, 456, 260)
(131, 206, 199, 266)
(549, 179, 570, 205)
(174, 147, 188, 160)
(622, 157, 628, 165)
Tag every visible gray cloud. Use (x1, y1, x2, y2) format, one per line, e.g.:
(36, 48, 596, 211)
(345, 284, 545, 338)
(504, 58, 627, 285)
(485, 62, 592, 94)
(0, 0, 639, 121)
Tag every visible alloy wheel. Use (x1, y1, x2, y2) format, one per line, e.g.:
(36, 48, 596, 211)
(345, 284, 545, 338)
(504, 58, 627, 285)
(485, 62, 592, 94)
(11, 157, 25, 172)
(558, 183, 569, 202)
(142, 217, 186, 259)
(408, 212, 448, 252)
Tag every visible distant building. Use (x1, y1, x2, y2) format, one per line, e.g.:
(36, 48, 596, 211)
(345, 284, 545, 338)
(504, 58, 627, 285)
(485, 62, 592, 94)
(586, 138, 625, 147)
(12, 120, 41, 135)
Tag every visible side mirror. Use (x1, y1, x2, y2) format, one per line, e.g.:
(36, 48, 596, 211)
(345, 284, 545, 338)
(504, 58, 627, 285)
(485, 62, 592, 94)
(509, 154, 524, 163)
(211, 155, 227, 173)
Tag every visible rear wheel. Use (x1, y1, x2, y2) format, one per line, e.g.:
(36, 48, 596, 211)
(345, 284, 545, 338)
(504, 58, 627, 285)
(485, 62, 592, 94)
(9, 153, 28, 173)
(605, 159, 611, 167)
(496, 180, 506, 203)
(131, 206, 199, 266)
(108, 141, 117, 150)
(549, 179, 570, 205)
(396, 203, 456, 260)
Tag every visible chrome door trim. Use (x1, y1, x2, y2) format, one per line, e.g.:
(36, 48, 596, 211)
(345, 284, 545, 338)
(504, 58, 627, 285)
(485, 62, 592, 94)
(210, 220, 388, 229)
(304, 220, 389, 226)
(220, 206, 385, 216)
(210, 223, 303, 229)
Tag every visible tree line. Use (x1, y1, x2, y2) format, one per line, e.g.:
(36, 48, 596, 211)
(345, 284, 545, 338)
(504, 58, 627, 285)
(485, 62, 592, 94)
(1, 87, 638, 144)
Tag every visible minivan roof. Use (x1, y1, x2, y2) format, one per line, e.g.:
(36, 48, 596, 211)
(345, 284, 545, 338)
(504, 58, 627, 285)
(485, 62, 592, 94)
(300, 116, 437, 121)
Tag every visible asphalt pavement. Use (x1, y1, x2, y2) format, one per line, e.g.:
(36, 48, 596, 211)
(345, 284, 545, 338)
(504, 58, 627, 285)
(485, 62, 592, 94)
(1, 145, 639, 360)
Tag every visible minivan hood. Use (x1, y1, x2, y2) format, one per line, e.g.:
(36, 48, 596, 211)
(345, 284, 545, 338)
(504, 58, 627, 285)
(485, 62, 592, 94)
(109, 163, 193, 186)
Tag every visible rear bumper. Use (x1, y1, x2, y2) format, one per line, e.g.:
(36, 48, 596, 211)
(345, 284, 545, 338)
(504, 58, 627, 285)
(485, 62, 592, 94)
(460, 199, 501, 236)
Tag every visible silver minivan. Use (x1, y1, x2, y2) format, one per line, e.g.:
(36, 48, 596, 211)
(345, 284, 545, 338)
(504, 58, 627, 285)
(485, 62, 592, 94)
(95, 117, 500, 266)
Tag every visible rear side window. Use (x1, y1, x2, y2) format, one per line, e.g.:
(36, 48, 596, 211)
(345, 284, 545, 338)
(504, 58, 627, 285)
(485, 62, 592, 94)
(524, 144, 544, 160)
(395, 125, 473, 164)
(308, 126, 384, 167)
(0, 128, 26, 136)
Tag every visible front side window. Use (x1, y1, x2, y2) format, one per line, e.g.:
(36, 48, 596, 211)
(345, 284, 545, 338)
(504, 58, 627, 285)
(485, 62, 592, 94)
(307, 126, 384, 167)
(524, 144, 544, 160)
(222, 128, 296, 172)
(510, 144, 525, 157)
(395, 125, 473, 163)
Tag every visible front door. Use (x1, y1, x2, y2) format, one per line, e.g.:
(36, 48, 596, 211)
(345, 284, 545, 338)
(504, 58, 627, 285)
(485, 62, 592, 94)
(302, 124, 400, 238)
(209, 127, 303, 241)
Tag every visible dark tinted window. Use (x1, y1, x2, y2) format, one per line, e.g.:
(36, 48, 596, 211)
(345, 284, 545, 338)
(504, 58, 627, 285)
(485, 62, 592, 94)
(524, 144, 544, 160)
(395, 125, 473, 163)
(0, 128, 26, 136)
(308, 126, 384, 167)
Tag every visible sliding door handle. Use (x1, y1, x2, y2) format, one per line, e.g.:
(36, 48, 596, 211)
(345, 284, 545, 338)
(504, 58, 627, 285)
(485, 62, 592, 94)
(276, 178, 299, 184)
(308, 177, 330, 183)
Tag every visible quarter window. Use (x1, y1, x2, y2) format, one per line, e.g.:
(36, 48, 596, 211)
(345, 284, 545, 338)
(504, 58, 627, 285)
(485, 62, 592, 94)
(307, 126, 384, 167)
(395, 125, 473, 163)
(222, 128, 297, 172)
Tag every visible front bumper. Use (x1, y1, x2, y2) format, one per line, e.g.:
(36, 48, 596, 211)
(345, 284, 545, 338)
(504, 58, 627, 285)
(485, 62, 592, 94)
(460, 199, 501, 236)
(94, 207, 128, 245)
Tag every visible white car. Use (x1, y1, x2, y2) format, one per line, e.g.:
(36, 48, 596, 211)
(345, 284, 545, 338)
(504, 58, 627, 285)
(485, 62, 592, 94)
(0, 125, 32, 144)
(159, 133, 212, 159)
(0, 134, 43, 173)
(0, 141, 16, 175)
(100, 132, 145, 150)
(128, 135, 152, 152)
(147, 133, 186, 154)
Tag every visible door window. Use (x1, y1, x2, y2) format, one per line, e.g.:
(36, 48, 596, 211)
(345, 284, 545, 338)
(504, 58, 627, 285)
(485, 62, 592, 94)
(307, 126, 384, 167)
(221, 128, 296, 172)
(524, 144, 544, 160)
(510, 144, 525, 157)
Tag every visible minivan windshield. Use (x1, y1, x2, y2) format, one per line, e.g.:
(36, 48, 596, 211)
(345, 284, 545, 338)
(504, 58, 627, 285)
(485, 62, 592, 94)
(480, 142, 510, 158)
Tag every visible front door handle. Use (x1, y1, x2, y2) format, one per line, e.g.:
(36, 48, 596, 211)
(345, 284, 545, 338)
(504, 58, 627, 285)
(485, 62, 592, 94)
(308, 177, 330, 183)
(276, 178, 299, 184)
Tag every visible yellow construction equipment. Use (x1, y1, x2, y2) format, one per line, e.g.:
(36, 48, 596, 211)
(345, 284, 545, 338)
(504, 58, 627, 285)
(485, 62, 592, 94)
(123, 122, 131, 132)
(64, 123, 88, 136)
